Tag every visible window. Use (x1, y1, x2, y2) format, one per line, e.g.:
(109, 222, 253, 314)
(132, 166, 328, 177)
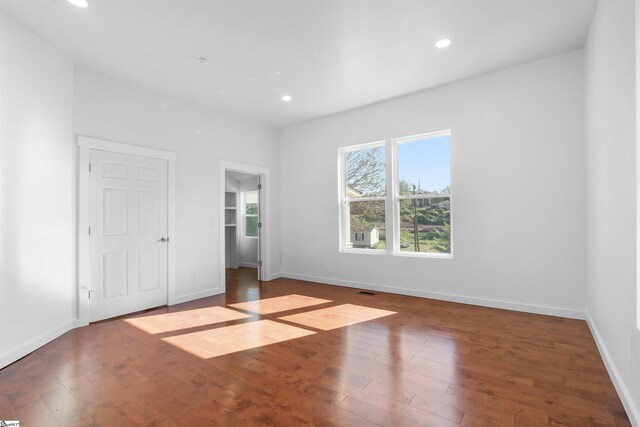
(341, 142, 386, 251)
(339, 131, 451, 256)
(243, 191, 258, 238)
(395, 133, 451, 255)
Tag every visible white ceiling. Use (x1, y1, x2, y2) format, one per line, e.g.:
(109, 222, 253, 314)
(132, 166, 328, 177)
(226, 170, 257, 182)
(1, 0, 597, 128)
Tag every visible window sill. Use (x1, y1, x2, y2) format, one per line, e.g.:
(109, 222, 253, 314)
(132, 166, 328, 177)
(340, 248, 453, 259)
(340, 248, 388, 255)
(392, 251, 453, 259)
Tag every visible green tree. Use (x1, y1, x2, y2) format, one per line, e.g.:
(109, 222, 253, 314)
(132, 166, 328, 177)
(398, 179, 412, 195)
(425, 208, 447, 225)
(431, 222, 451, 253)
(350, 200, 385, 226)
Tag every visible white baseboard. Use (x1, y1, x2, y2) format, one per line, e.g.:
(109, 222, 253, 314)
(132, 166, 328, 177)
(267, 272, 283, 281)
(278, 272, 586, 320)
(170, 288, 223, 305)
(72, 318, 88, 328)
(0, 320, 73, 369)
(587, 314, 640, 426)
(238, 262, 258, 268)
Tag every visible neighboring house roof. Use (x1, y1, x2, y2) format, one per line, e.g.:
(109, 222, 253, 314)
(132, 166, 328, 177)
(351, 225, 379, 233)
(346, 186, 362, 198)
(420, 191, 451, 198)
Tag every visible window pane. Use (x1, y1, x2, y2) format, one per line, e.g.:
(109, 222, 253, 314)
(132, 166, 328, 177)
(345, 145, 386, 197)
(246, 203, 258, 215)
(398, 198, 450, 254)
(245, 216, 258, 237)
(347, 200, 386, 249)
(397, 135, 450, 196)
(245, 192, 258, 214)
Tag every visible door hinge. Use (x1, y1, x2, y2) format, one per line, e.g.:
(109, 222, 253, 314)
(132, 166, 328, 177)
(257, 184, 262, 190)
(258, 222, 262, 228)
(88, 226, 91, 235)
(257, 260, 263, 267)
(89, 163, 92, 172)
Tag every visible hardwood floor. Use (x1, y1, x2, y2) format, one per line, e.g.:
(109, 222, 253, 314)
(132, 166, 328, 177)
(0, 267, 630, 426)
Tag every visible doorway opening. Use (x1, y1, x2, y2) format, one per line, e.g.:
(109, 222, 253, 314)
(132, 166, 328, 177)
(225, 170, 259, 286)
(219, 161, 270, 294)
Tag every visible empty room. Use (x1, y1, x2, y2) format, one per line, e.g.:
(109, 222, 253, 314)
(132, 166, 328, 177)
(1, 0, 639, 425)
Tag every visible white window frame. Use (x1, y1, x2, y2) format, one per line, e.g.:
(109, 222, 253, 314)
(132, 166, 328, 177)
(242, 191, 258, 239)
(338, 140, 388, 254)
(338, 130, 452, 258)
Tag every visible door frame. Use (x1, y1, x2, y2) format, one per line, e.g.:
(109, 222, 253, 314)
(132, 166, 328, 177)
(219, 161, 271, 291)
(77, 136, 176, 326)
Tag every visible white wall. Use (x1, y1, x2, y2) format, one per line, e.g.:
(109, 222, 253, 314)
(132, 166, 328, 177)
(584, 0, 640, 423)
(74, 67, 280, 304)
(0, 12, 75, 367)
(280, 50, 586, 317)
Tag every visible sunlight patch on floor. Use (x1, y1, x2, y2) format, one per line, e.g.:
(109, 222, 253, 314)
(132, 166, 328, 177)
(229, 294, 331, 315)
(124, 306, 252, 334)
(162, 319, 316, 359)
(279, 304, 396, 331)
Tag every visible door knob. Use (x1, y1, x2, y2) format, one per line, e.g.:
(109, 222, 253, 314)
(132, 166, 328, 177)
(157, 237, 168, 243)
(81, 287, 94, 300)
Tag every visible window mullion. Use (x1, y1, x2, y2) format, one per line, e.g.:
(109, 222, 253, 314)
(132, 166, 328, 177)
(397, 194, 451, 200)
(385, 139, 395, 254)
(345, 196, 386, 202)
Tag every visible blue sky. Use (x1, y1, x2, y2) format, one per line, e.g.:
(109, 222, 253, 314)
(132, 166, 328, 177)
(397, 135, 451, 192)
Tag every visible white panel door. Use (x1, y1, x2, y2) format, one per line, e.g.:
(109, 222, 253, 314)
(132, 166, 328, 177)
(89, 149, 168, 322)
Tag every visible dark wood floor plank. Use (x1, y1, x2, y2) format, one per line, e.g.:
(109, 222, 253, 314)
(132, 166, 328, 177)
(17, 398, 61, 427)
(513, 408, 548, 427)
(339, 396, 424, 427)
(0, 267, 630, 426)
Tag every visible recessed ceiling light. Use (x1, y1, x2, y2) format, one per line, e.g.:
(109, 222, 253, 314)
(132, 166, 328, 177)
(68, 0, 88, 7)
(435, 38, 452, 49)
(195, 56, 209, 64)
(281, 95, 292, 102)
(218, 91, 226, 95)
(274, 71, 281, 75)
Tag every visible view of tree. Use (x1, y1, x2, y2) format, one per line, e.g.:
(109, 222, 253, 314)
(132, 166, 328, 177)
(431, 222, 451, 253)
(350, 200, 385, 225)
(245, 192, 258, 237)
(345, 147, 385, 196)
(398, 180, 412, 195)
(398, 198, 450, 253)
(246, 216, 258, 237)
(246, 203, 258, 215)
